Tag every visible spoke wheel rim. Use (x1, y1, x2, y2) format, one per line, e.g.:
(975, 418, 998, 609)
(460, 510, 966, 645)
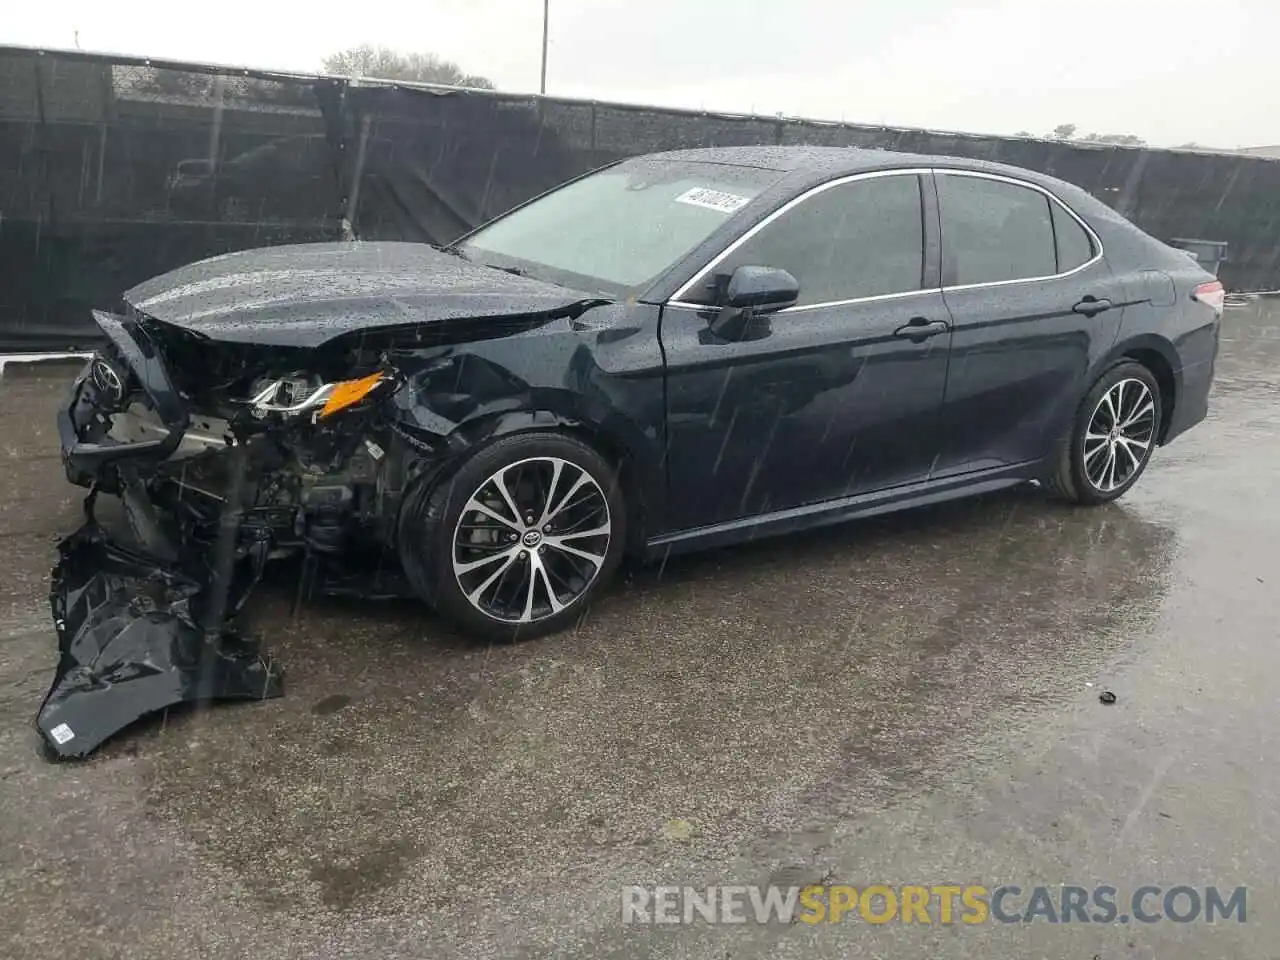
(451, 456, 612, 624)
(1082, 378, 1156, 493)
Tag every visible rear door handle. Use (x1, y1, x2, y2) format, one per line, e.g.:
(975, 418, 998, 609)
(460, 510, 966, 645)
(893, 317, 950, 342)
(1072, 296, 1113, 317)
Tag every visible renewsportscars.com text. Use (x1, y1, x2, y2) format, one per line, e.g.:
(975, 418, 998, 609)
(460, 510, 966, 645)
(622, 884, 1248, 926)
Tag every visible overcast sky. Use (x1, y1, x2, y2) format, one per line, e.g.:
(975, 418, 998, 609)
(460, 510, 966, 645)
(7, 0, 1280, 148)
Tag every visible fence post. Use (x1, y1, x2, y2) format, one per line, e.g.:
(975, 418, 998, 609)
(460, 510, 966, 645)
(345, 113, 371, 237)
(1114, 149, 1149, 219)
(32, 53, 52, 237)
(313, 77, 354, 239)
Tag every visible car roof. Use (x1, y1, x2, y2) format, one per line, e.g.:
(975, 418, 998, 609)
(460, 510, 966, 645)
(628, 145, 1166, 301)
(643, 144, 1078, 191)
(640, 145, 1127, 228)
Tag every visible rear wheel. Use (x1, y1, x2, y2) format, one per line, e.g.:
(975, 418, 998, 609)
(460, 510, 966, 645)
(1049, 361, 1162, 505)
(399, 433, 626, 641)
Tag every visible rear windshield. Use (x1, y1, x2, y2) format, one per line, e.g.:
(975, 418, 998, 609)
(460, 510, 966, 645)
(457, 159, 783, 297)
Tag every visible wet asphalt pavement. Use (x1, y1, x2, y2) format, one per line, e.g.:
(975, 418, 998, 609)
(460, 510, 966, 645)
(0, 303, 1277, 959)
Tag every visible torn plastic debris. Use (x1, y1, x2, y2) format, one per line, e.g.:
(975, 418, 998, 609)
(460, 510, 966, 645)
(35, 513, 283, 760)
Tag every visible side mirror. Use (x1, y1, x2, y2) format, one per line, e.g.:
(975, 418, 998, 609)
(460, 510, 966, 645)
(724, 265, 799, 314)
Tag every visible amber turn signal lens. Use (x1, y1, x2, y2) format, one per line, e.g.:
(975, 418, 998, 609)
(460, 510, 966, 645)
(318, 371, 386, 419)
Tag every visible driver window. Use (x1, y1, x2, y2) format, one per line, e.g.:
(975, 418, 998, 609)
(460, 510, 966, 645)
(682, 173, 925, 307)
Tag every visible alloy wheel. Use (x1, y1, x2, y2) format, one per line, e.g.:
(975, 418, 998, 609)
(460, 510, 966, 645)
(451, 457, 612, 623)
(1082, 378, 1156, 493)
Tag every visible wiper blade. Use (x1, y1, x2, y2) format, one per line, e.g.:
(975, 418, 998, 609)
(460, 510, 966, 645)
(449, 244, 527, 277)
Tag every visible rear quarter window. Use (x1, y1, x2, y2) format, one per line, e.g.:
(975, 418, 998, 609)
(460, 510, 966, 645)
(1051, 201, 1096, 273)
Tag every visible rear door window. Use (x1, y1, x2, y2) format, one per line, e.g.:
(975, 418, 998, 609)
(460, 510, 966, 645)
(936, 173, 1057, 285)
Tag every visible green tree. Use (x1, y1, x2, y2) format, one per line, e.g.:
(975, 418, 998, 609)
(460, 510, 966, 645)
(1046, 124, 1146, 147)
(322, 45, 495, 90)
(1080, 132, 1146, 147)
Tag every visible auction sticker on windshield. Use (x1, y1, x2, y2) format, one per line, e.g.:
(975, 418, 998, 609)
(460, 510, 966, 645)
(674, 187, 752, 214)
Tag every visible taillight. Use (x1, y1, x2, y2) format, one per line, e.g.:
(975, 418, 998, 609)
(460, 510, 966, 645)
(1192, 280, 1225, 317)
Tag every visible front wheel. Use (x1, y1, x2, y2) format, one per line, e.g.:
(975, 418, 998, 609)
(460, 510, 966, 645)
(1049, 361, 1163, 505)
(398, 432, 626, 642)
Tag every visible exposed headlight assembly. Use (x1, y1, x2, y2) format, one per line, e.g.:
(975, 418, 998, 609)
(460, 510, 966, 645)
(249, 371, 396, 420)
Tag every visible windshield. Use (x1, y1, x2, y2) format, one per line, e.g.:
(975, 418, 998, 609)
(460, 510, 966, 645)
(457, 159, 781, 297)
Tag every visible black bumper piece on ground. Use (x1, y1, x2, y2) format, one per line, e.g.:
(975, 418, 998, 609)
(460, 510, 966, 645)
(35, 506, 284, 760)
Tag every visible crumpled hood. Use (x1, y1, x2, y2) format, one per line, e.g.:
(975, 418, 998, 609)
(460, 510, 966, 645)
(124, 241, 605, 348)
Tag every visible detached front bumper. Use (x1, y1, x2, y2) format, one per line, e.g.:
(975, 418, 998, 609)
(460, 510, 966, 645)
(36, 512, 284, 760)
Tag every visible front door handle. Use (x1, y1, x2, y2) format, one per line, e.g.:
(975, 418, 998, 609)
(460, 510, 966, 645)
(1072, 296, 1113, 317)
(893, 317, 950, 343)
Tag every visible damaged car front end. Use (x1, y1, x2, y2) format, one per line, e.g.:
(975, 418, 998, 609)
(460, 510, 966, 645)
(40, 239, 622, 758)
(43, 304, 406, 758)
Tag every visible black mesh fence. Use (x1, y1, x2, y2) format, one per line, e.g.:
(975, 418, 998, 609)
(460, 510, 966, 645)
(3, 44, 1279, 351)
(0, 51, 346, 349)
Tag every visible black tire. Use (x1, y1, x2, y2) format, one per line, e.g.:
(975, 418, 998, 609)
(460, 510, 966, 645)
(397, 431, 627, 642)
(1048, 360, 1163, 505)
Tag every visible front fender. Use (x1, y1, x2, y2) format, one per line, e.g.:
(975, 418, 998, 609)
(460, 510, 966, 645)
(384, 316, 668, 548)
(393, 399, 664, 553)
